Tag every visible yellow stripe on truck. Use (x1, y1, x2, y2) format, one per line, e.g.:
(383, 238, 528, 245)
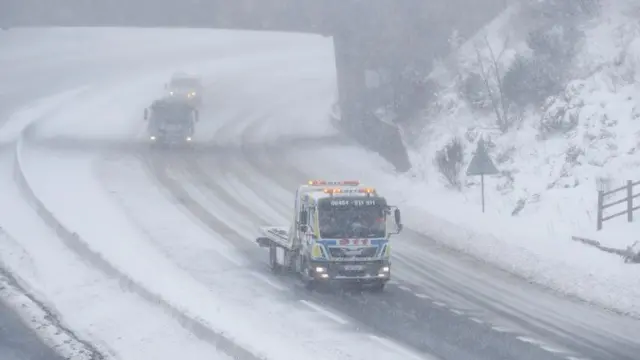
(312, 244, 323, 258)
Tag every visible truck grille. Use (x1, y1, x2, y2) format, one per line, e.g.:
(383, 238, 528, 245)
(329, 246, 378, 258)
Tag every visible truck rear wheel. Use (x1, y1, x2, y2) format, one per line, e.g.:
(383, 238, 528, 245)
(269, 243, 281, 273)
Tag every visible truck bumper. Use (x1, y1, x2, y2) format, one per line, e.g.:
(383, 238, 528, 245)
(309, 261, 390, 285)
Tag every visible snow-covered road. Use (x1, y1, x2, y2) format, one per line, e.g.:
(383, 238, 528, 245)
(2, 28, 640, 360)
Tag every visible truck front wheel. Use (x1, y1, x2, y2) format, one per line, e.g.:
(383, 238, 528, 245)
(301, 259, 317, 290)
(369, 281, 386, 293)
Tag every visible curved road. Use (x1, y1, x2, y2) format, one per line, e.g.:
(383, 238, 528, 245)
(4, 28, 640, 360)
(137, 61, 640, 359)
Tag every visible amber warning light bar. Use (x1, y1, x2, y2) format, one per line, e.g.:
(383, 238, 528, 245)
(323, 187, 374, 194)
(308, 180, 360, 186)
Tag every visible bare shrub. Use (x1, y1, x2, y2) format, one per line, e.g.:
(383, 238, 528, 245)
(434, 137, 464, 189)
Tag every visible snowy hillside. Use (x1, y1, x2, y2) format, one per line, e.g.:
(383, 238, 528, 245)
(399, 0, 640, 314)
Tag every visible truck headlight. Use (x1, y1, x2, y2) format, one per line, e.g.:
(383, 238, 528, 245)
(380, 266, 390, 273)
(314, 266, 326, 273)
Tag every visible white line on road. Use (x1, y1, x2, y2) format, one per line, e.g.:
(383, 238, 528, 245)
(299, 300, 349, 325)
(432, 301, 447, 307)
(516, 336, 542, 344)
(369, 335, 437, 360)
(490, 326, 513, 333)
(249, 272, 286, 291)
(415, 293, 431, 300)
(450, 309, 464, 316)
(516, 336, 572, 356)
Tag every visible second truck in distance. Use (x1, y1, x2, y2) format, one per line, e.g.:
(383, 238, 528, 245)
(256, 180, 403, 291)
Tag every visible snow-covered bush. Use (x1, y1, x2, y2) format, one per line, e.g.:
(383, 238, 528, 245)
(538, 97, 580, 138)
(459, 72, 491, 111)
(434, 137, 464, 189)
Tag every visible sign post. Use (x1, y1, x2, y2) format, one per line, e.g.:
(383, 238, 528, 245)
(465, 138, 499, 213)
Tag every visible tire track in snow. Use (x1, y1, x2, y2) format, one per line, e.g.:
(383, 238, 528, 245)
(15, 124, 265, 360)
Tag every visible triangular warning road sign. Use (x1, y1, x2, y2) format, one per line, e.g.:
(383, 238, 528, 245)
(466, 138, 499, 176)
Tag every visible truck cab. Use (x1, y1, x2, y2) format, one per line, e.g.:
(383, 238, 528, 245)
(165, 73, 203, 108)
(144, 98, 199, 146)
(257, 180, 403, 291)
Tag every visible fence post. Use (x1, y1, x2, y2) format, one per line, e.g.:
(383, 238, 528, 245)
(597, 190, 604, 231)
(628, 180, 633, 223)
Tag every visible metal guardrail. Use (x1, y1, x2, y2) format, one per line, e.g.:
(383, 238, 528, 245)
(596, 180, 640, 230)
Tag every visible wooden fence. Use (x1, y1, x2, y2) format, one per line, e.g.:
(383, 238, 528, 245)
(597, 180, 640, 230)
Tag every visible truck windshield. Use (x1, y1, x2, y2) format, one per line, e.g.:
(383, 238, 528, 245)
(154, 107, 190, 123)
(170, 78, 199, 88)
(317, 197, 386, 239)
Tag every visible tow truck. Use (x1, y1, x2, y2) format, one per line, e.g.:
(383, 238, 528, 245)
(256, 180, 403, 291)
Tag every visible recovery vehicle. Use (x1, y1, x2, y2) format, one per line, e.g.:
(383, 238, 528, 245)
(256, 180, 403, 291)
(143, 97, 198, 146)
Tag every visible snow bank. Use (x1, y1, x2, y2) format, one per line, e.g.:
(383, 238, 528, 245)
(0, 256, 97, 360)
(396, 0, 640, 316)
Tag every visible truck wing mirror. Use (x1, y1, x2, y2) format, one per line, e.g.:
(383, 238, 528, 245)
(143, 108, 148, 120)
(195, 109, 200, 122)
(394, 208, 403, 232)
(299, 210, 308, 225)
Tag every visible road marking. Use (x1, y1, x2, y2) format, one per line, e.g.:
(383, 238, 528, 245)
(516, 336, 563, 352)
(538, 345, 566, 354)
(397, 285, 412, 291)
(249, 272, 286, 291)
(432, 301, 447, 307)
(450, 309, 464, 315)
(516, 336, 542, 344)
(469, 317, 484, 324)
(491, 326, 513, 333)
(368, 335, 432, 360)
(415, 293, 431, 300)
(299, 300, 348, 325)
